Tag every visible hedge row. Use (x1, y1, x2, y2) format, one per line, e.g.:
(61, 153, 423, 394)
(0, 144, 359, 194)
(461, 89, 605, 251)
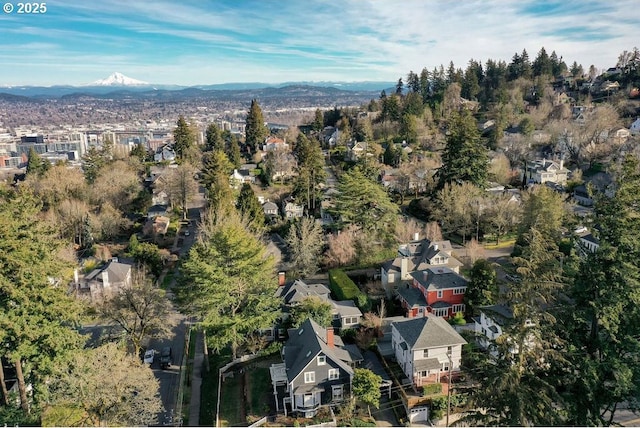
(328, 269, 361, 301)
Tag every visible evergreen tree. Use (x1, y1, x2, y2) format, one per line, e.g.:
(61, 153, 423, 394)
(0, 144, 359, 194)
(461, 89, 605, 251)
(130, 143, 148, 162)
(25, 147, 49, 177)
(82, 145, 108, 184)
(335, 167, 398, 239)
(561, 155, 640, 425)
(0, 190, 85, 418)
(245, 99, 268, 154)
(236, 183, 265, 232)
(173, 115, 196, 160)
(225, 133, 242, 169)
(179, 210, 279, 359)
(199, 150, 234, 214)
(533, 47, 553, 77)
(292, 133, 325, 212)
(464, 259, 497, 318)
(465, 228, 566, 426)
(437, 110, 488, 189)
(205, 123, 223, 152)
(312, 108, 324, 132)
(395, 77, 404, 96)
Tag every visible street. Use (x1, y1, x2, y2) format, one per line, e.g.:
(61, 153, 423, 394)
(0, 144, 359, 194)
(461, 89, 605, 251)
(147, 313, 188, 426)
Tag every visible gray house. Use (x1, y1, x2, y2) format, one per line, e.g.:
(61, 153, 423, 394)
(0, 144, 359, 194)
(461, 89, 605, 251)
(276, 279, 363, 329)
(270, 318, 362, 418)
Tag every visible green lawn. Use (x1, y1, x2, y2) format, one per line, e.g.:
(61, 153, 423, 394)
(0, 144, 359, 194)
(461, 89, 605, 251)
(248, 367, 272, 418)
(219, 372, 245, 426)
(199, 350, 232, 426)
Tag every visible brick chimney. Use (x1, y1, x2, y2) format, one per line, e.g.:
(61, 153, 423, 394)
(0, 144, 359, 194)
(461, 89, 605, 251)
(278, 271, 286, 286)
(326, 327, 334, 347)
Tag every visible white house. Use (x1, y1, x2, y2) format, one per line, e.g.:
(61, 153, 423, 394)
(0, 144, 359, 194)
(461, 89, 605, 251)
(473, 305, 513, 357)
(391, 316, 466, 387)
(525, 159, 569, 185)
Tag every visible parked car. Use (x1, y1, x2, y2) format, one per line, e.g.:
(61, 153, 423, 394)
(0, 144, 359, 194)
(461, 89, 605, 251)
(159, 346, 172, 369)
(143, 349, 155, 365)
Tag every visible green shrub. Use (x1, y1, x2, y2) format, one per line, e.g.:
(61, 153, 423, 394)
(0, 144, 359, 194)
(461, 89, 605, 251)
(329, 269, 361, 301)
(422, 383, 443, 396)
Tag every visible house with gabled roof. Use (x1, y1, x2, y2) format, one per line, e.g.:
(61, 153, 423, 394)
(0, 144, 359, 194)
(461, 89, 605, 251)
(396, 267, 467, 319)
(381, 234, 463, 294)
(473, 304, 513, 357)
(275, 279, 363, 329)
(525, 158, 569, 185)
(73, 258, 133, 301)
(391, 316, 466, 387)
(269, 318, 362, 418)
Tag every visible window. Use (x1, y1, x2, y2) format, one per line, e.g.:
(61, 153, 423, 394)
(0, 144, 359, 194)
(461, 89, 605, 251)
(432, 308, 448, 317)
(332, 385, 343, 401)
(328, 368, 339, 380)
(437, 290, 443, 298)
(422, 349, 429, 358)
(317, 355, 326, 365)
(343, 316, 358, 325)
(453, 304, 465, 313)
(442, 362, 450, 372)
(304, 372, 315, 384)
(453, 287, 465, 295)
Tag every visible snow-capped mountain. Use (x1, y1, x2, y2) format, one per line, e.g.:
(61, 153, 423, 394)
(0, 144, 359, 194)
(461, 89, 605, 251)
(88, 72, 149, 86)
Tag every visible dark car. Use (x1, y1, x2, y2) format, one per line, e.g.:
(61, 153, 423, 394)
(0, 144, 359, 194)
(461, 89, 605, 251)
(159, 346, 172, 369)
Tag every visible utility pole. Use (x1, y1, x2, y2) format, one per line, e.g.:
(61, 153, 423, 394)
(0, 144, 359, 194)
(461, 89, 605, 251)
(446, 349, 453, 427)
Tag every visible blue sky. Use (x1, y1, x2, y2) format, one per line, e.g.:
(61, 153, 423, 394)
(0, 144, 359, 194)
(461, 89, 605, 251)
(0, 0, 636, 86)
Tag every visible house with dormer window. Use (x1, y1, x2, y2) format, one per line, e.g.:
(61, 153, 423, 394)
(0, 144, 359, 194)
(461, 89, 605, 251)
(381, 234, 463, 295)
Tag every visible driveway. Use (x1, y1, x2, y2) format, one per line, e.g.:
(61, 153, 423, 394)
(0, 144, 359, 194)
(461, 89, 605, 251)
(362, 351, 400, 427)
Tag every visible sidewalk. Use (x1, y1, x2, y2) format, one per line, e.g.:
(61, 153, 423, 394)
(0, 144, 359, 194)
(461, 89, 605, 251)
(188, 330, 205, 426)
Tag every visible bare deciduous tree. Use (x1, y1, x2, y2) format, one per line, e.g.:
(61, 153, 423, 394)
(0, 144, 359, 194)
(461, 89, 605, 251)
(98, 269, 175, 357)
(47, 342, 164, 427)
(324, 225, 358, 268)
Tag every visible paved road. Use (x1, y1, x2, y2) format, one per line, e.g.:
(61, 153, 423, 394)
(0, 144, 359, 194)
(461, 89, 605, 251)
(147, 314, 188, 426)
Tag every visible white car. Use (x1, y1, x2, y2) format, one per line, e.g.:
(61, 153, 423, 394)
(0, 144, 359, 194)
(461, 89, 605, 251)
(143, 349, 155, 365)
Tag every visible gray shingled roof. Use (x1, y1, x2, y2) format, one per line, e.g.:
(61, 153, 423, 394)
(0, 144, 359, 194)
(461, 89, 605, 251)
(284, 318, 355, 383)
(383, 239, 462, 275)
(414, 357, 441, 371)
(275, 279, 331, 304)
(85, 260, 132, 283)
(480, 305, 514, 326)
(392, 315, 467, 349)
(410, 267, 468, 291)
(396, 286, 426, 307)
(332, 299, 363, 317)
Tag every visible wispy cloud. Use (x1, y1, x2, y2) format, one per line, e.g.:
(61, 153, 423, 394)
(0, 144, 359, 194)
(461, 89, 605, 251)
(1, 0, 637, 85)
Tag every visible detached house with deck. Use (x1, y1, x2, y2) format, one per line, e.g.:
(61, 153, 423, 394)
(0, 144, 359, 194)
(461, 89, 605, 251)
(396, 267, 467, 319)
(270, 319, 362, 418)
(392, 316, 467, 387)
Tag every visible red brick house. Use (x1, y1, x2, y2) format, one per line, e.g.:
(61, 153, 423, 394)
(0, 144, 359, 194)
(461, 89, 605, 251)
(396, 267, 467, 319)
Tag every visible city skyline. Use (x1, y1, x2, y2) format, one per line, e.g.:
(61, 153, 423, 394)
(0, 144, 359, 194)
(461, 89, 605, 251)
(1, 0, 637, 87)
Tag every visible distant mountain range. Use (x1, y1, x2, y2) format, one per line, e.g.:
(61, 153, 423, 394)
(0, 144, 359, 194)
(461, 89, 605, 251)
(0, 72, 395, 99)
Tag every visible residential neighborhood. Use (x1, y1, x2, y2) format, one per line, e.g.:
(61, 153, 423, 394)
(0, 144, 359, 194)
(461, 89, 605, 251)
(1, 15, 640, 427)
